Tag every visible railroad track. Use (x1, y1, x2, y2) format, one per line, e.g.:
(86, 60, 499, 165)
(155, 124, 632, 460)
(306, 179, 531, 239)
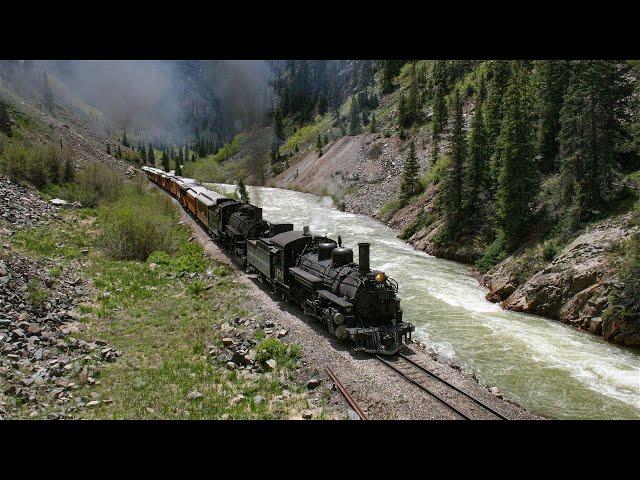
(325, 367, 368, 420)
(376, 352, 509, 420)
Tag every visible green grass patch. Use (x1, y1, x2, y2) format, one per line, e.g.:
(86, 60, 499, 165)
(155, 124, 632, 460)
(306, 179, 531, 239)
(421, 153, 451, 187)
(400, 212, 434, 240)
(12, 216, 90, 259)
(283, 114, 330, 153)
(255, 337, 301, 370)
(26, 278, 50, 308)
(13, 207, 311, 420)
(213, 134, 244, 163)
(378, 198, 403, 217)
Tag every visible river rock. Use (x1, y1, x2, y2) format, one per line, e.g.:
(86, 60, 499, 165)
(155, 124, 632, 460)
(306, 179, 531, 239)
(306, 377, 321, 389)
(187, 391, 203, 401)
(483, 214, 640, 345)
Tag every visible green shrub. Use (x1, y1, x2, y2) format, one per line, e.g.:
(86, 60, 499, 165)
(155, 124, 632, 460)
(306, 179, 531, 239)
(187, 280, 207, 296)
(75, 162, 126, 207)
(378, 198, 403, 217)
(148, 241, 209, 274)
(400, 213, 433, 240)
(213, 134, 244, 163)
(27, 279, 49, 307)
(475, 234, 509, 273)
(540, 239, 560, 261)
(604, 234, 640, 327)
(98, 187, 180, 261)
(421, 154, 451, 189)
(182, 157, 224, 183)
(0, 141, 75, 189)
(43, 161, 125, 207)
(255, 337, 300, 370)
(121, 149, 142, 164)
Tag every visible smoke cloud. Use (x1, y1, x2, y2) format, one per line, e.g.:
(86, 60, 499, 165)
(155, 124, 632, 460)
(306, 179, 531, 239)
(36, 60, 275, 141)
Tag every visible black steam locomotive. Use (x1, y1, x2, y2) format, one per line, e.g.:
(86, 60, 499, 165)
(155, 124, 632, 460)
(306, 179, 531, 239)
(142, 167, 414, 354)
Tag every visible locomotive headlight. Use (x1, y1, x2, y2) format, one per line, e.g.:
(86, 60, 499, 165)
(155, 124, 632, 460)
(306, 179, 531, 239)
(374, 272, 385, 283)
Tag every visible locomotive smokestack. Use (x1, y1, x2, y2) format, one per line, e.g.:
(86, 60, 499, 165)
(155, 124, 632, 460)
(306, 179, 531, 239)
(358, 242, 370, 275)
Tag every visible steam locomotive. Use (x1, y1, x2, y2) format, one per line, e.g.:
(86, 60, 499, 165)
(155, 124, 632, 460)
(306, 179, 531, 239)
(141, 166, 414, 354)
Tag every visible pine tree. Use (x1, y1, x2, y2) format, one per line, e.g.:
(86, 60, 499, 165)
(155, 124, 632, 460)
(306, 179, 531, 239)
(484, 61, 511, 158)
(381, 61, 396, 94)
(495, 62, 538, 251)
(441, 90, 467, 237)
(191, 153, 196, 162)
(237, 179, 249, 203)
(317, 92, 328, 115)
(369, 113, 377, 133)
(408, 63, 419, 125)
(0, 99, 12, 136)
(400, 141, 420, 204)
(138, 143, 147, 164)
(116, 145, 122, 159)
(431, 87, 446, 139)
(349, 96, 360, 135)
(536, 60, 571, 174)
(464, 99, 490, 224)
(106, 144, 111, 155)
(558, 60, 631, 220)
(273, 107, 285, 143)
(42, 73, 54, 111)
(335, 112, 346, 136)
(147, 143, 155, 165)
(161, 150, 170, 172)
(316, 134, 323, 156)
(270, 142, 280, 164)
(122, 131, 130, 148)
(174, 156, 182, 175)
(361, 109, 370, 126)
(398, 93, 408, 131)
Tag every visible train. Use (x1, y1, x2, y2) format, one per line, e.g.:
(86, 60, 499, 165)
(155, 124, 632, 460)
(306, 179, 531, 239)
(141, 166, 414, 355)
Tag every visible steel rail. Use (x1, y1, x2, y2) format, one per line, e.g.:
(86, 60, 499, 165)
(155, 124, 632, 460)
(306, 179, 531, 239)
(325, 366, 368, 420)
(375, 354, 471, 420)
(398, 352, 509, 420)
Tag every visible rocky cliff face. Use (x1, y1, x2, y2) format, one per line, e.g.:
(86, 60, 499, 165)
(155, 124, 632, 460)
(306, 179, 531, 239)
(483, 214, 640, 346)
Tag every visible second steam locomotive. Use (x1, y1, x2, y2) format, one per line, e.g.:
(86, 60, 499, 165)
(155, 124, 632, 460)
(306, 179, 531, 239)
(142, 166, 414, 355)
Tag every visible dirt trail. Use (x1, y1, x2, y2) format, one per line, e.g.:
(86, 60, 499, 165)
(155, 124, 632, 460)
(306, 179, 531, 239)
(176, 197, 540, 420)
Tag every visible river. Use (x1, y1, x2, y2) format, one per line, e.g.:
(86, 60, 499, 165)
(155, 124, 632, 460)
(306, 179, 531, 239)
(211, 183, 640, 419)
